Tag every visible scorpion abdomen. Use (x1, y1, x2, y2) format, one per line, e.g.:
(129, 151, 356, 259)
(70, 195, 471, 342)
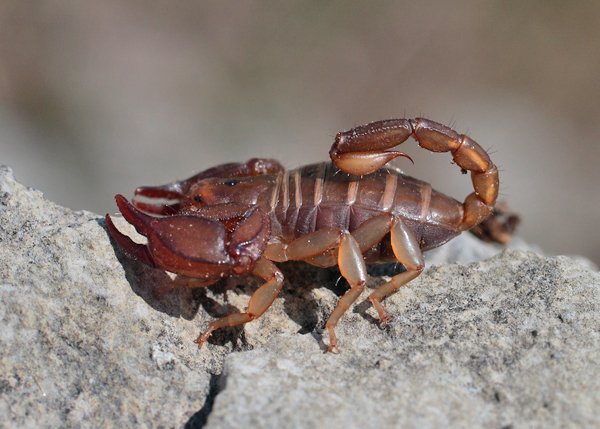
(273, 162, 463, 261)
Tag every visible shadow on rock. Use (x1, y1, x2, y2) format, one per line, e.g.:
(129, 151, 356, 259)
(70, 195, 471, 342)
(278, 262, 327, 334)
(278, 261, 406, 335)
(99, 217, 206, 321)
(353, 263, 407, 325)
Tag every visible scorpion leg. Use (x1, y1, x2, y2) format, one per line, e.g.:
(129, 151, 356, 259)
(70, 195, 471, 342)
(195, 257, 284, 347)
(264, 228, 369, 352)
(320, 215, 401, 336)
(299, 214, 394, 268)
(369, 218, 424, 326)
(324, 232, 367, 353)
(264, 214, 393, 266)
(350, 213, 394, 252)
(264, 227, 343, 262)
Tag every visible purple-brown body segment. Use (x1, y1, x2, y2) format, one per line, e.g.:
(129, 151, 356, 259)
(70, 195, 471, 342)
(106, 117, 508, 353)
(270, 162, 462, 263)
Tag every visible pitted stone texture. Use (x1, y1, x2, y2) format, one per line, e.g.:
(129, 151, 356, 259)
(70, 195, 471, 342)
(206, 252, 600, 429)
(0, 166, 229, 428)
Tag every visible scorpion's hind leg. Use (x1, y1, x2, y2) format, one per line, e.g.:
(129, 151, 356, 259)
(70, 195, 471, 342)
(369, 218, 424, 326)
(195, 258, 284, 348)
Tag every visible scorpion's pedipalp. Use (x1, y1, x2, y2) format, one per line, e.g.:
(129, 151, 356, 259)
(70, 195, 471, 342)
(135, 159, 285, 201)
(149, 216, 230, 266)
(135, 183, 184, 200)
(133, 159, 285, 215)
(131, 200, 181, 216)
(134, 163, 247, 201)
(114, 194, 156, 237)
(112, 194, 235, 278)
(190, 202, 254, 222)
(133, 183, 185, 215)
(228, 207, 270, 270)
(105, 213, 156, 267)
(117, 193, 237, 266)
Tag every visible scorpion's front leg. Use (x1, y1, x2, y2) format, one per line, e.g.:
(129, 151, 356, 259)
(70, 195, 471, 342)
(195, 257, 284, 347)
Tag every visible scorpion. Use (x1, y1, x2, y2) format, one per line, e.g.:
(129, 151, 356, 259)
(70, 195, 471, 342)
(106, 118, 509, 353)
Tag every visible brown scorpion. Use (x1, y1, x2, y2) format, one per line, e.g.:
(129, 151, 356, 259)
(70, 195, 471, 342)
(106, 118, 510, 352)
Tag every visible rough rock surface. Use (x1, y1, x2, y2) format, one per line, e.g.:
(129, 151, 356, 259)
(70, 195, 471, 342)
(0, 165, 598, 428)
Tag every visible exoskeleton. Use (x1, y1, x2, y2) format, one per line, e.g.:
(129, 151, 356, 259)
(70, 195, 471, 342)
(106, 118, 507, 352)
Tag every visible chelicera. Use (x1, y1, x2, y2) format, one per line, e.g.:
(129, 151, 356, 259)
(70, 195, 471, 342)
(106, 118, 512, 352)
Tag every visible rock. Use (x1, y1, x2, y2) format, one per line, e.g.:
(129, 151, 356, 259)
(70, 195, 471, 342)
(206, 252, 600, 429)
(0, 165, 598, 428)
(0, 166, 229, 428)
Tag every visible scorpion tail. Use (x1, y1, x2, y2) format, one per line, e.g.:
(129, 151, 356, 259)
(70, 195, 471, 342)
(330, 118, 500, 231)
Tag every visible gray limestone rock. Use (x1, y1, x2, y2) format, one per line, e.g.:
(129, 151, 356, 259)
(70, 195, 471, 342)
(0, 166, 228, 428)
(0, 165, 598, 428)
(206, 253, 600, 429)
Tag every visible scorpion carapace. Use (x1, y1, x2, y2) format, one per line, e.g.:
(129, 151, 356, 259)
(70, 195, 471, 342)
(106, 118, 508, 353)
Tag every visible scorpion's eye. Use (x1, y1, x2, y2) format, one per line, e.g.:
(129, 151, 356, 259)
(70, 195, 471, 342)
(224, 179, 239, 187)
(193, 195, 203, 203)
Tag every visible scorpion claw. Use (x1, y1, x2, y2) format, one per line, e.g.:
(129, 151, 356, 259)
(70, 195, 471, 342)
(109, 194, 235, 278)
(109, 193, 271, 282)
(114, 193, 154, 235)
(133, 184, 184, 215)
(105, 212, 156, 267)
(104, 208, 156, 267)
(135, 183, 184, 200)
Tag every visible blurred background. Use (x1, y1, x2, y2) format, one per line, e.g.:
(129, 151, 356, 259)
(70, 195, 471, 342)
(0, 1, 598, 264)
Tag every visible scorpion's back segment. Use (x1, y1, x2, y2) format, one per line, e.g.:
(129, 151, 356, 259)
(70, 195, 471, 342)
(106, 117, 499, 353)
